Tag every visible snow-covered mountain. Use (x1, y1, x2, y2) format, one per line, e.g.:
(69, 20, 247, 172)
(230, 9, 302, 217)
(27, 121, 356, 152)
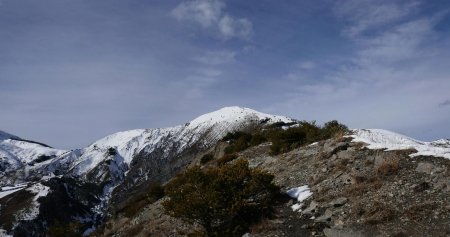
(1, 107, 292, 183)
(0, 130, 66, 176)
(1, 107, 449, 236)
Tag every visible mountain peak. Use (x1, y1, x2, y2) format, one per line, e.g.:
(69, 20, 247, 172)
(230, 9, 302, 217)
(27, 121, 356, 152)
(188, 106, 294, 128)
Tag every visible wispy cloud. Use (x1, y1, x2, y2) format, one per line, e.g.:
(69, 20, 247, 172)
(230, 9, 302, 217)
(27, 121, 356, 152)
(171, 0, 252, 40)
(335, 0, 420, 38)
(276, 0, 450, 137)
(192, 50, 236, 65)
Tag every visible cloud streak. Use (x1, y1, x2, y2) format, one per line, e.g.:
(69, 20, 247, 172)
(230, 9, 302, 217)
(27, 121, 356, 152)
(275, 0, 450, 140)
(171, 0, 252, 40)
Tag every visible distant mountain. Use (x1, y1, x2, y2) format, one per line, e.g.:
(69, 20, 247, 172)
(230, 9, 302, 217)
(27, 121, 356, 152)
(0, 106, 293, 236)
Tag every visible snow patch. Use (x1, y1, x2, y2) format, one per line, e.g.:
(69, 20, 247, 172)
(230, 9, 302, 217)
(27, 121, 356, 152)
(287, 185, 313, 212)
(287, 185, 313, 202)
(16, 183, 50, 221)
(0, 228, 13, 237)
(0, 183, 28, 199)
(350, 129, 450, 159)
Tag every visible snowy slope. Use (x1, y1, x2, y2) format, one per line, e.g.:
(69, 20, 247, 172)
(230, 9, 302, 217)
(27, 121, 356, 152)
(0, 130, 66, 172)
(351, 129, 450, 159)
(64, 106, 294, 176)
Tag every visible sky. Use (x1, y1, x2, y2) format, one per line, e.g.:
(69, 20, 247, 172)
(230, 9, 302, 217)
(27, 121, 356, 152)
(1, 0, 450, 149)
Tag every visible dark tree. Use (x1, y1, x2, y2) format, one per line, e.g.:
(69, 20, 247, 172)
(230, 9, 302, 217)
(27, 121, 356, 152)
(163, 160, 279, 237)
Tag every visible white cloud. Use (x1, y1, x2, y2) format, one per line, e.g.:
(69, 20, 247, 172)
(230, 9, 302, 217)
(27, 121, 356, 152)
(171, 0, 224, 27)
(171, 0, 253, 40)
(335, 0, 420, 38)
(276, 0, 450, 139)
(218, 15, 252, 40)
(192, 50, 236, 65)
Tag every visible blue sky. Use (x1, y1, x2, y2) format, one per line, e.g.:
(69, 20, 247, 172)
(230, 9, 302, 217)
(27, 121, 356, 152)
(1, 0, 449, 148)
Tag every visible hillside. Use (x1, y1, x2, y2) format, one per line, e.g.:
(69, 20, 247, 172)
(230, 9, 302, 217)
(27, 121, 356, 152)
(0, 107, 449, 237)
(97, 130, 450, 237)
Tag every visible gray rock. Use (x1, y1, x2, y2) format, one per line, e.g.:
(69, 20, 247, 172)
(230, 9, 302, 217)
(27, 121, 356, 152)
(336, 150, 353, 160)
(416, 162, 436, 174)
(315, 208, 333, 223)
(328, 197, 348, 207)
(340, 174, 352, 185)
(302, 201, 319, 215)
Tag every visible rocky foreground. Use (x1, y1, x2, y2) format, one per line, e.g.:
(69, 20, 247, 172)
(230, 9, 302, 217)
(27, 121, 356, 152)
(97, 136, 450, 237)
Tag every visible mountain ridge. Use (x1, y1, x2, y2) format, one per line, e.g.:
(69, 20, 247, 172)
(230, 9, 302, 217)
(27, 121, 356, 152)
(1, 106, 449, 236)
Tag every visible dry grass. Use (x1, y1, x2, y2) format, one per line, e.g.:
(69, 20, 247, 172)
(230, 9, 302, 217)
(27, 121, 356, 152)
(405, 202, 437, 221)
(334, 159, 349, 172)
(375, 158, 399, 176)
(345, 177, 382, 197)
(352, 201, 396, 225)
(364, 201, 396, 224)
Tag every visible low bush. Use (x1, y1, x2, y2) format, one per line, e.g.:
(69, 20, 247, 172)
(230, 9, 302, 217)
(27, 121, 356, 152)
(163, 160, 279, 237)
(220, 120, 348, 156)
(266, 120, 348, 155)
(217, 153, 238, 165)
(200, 153, 214, 164)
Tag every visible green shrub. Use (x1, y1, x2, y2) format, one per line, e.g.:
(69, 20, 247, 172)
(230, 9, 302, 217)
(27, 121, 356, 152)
(265, 120, 348, 155)
(217, 154, 238, 165)
(200, 154, 214, 164)
(222, 132, 253, 154)
(163, 160, 279, 237)
(250, 133, 267, 146)
(322, 120, 348, 139)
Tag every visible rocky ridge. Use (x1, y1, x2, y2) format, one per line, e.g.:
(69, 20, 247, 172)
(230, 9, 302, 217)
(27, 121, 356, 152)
(99, 132, 450, 237)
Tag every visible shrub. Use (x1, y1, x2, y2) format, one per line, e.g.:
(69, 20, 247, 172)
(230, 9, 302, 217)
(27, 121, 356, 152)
(163, 160, 279, 237)
(268, 127, 306, 155)
(249, 133, 267, 146)
(217, 153, 238, 165)
(298, 121, 322, 143)
(266, 120, 348, 155)
(200, 154, 214, 164)
(222, 132, 253, 154)
(322, 120, 348, 139)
